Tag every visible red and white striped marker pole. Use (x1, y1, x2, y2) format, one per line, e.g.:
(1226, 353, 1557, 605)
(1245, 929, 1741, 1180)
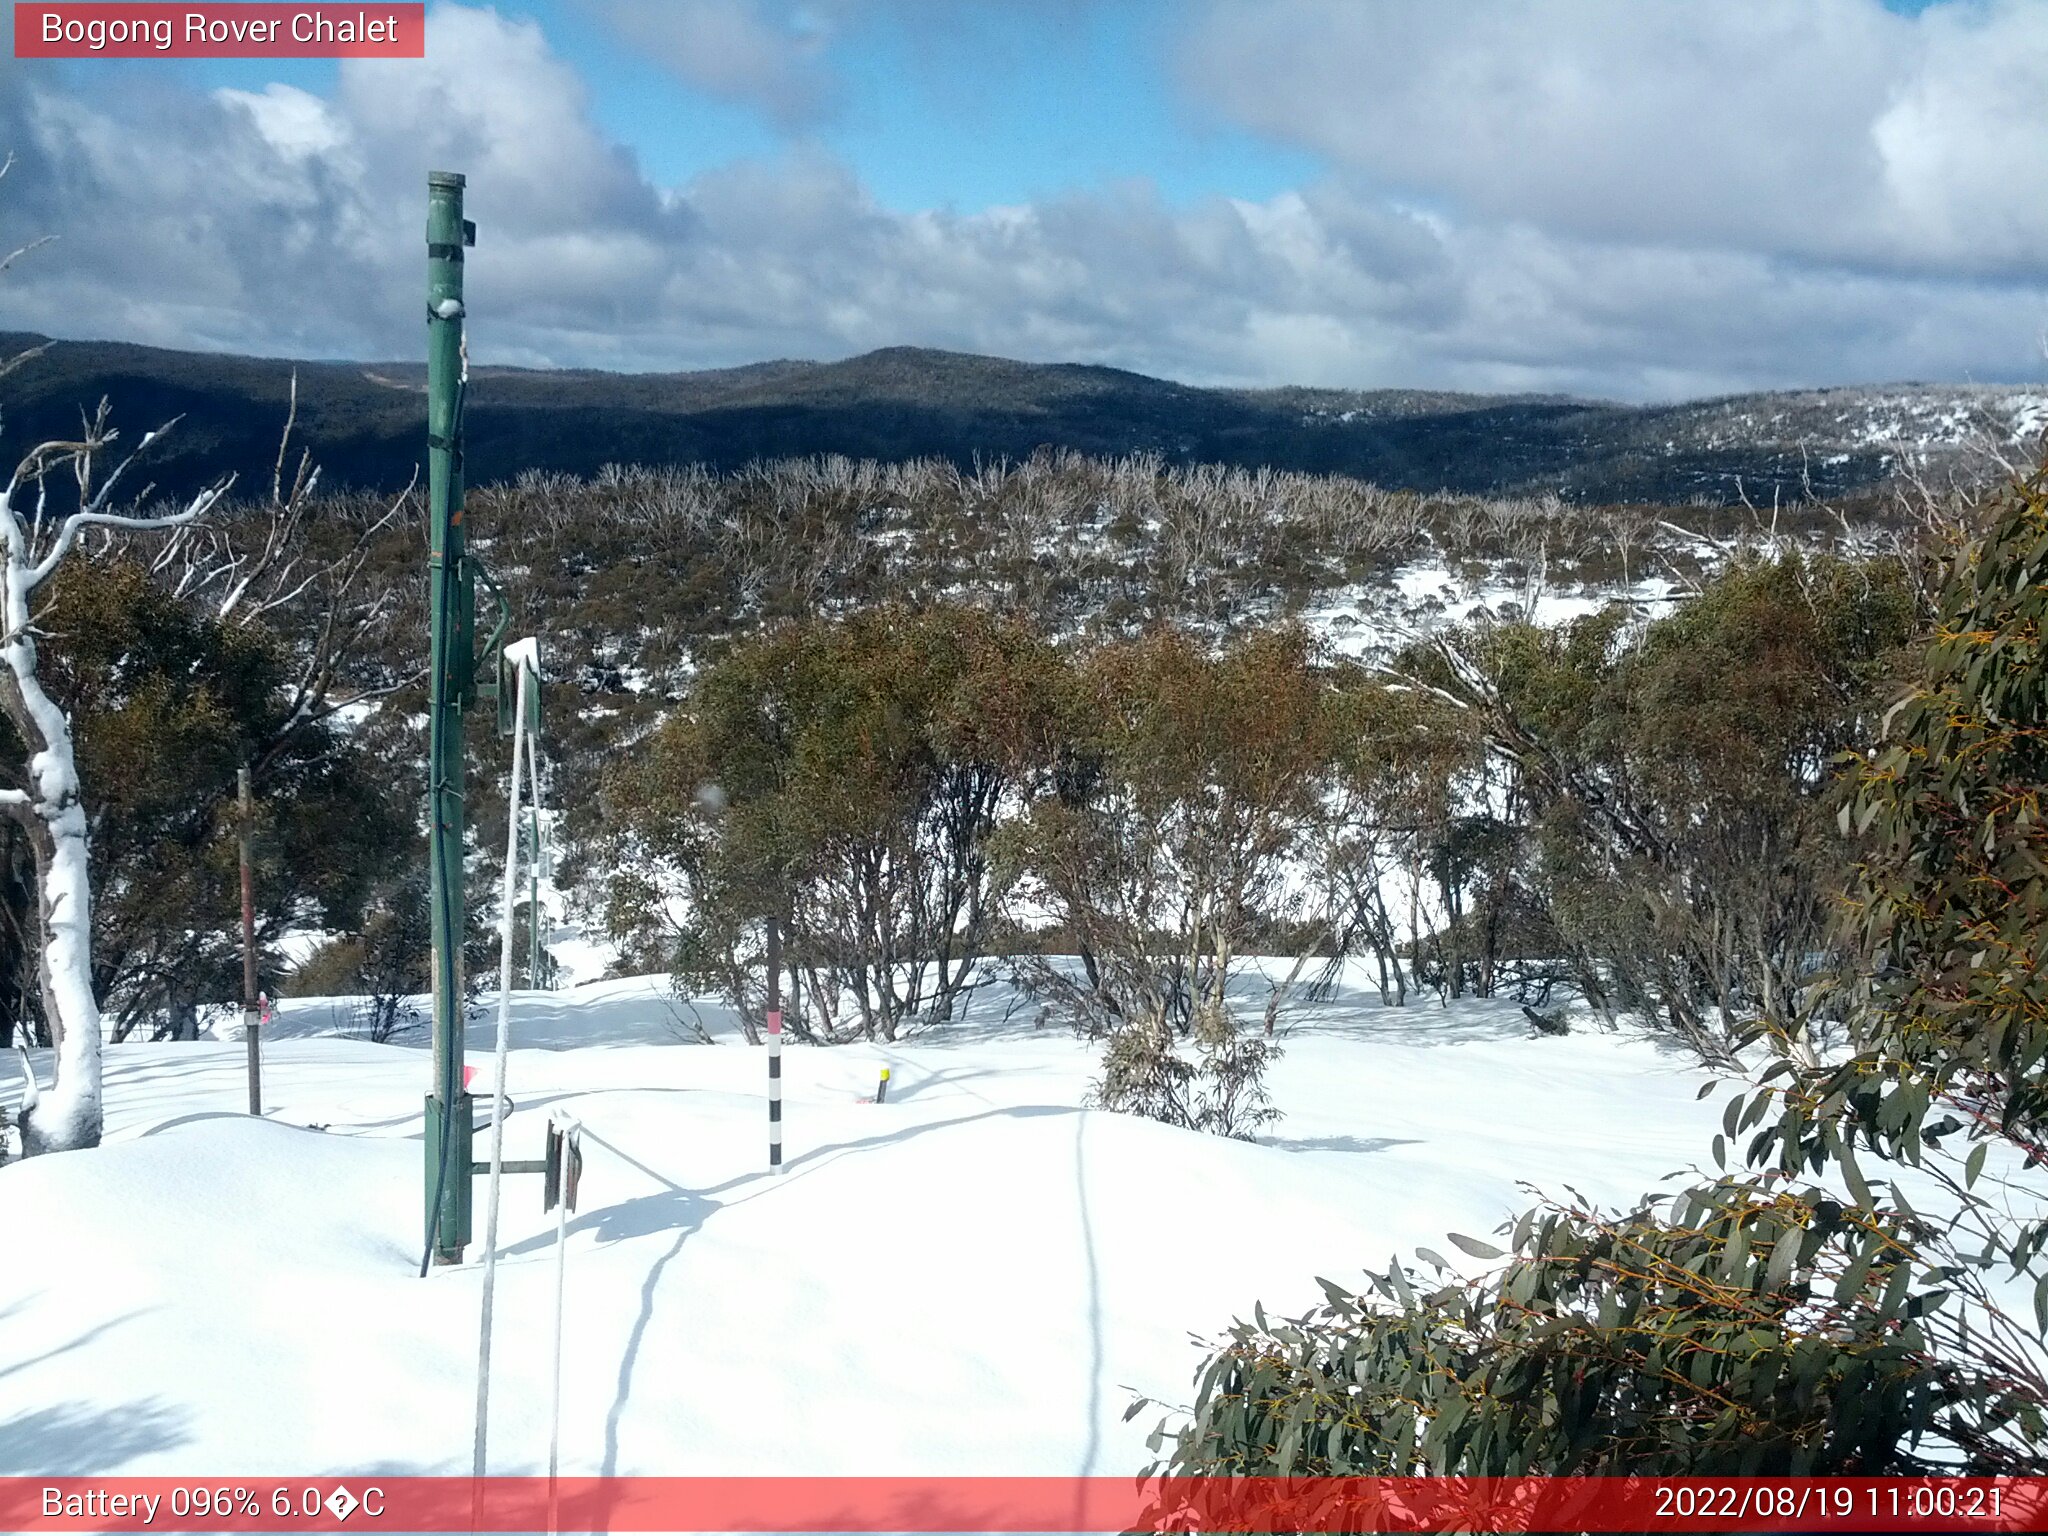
(767, 1007, 783, 1173)
(765, 913, 784, 1174)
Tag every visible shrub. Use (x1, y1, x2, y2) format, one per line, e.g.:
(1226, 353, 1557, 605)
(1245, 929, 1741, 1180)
(1141, 1178, 2041, 1478)
(1093, 999, 1281, 1141)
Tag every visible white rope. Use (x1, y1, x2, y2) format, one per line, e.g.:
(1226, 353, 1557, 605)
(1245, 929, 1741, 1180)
(473, 647, 536, 1480)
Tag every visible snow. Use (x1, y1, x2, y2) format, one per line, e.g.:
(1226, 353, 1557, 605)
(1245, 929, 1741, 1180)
(273, 927, 337, 970)
(540, 923, 623, 992)
(0, 966, 1737, 1478)
(1832, 388, 2048, 452)
(1299, 561, 1675, 661)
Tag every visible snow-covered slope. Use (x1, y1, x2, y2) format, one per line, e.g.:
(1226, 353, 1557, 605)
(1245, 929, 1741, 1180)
(0, 970, 1728, 1478)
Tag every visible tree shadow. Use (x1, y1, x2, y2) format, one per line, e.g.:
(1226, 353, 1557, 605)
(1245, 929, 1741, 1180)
(0, 1399, 191, 1473)
(95, 1056, 244, 1088)
(781, 1103, 1071, 1177)
(0, 1311, 148, 1385)
(1262, 1135, 1424, 1155)
(877, 1066, 1006, 1104)
(568, 1102, 1078, 1228)
(135, 1113, 347, 1140)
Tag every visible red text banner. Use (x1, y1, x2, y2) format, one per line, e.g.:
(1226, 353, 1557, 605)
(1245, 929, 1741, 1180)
(15, 5, 424, 58)
(3, 1476, 2047, 1532)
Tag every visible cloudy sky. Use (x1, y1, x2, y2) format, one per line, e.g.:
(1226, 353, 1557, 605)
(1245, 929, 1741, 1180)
(0, 0, 2044, 400)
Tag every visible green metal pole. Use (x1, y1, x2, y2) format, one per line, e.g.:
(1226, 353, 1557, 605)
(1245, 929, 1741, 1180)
(424, 170, 475, 1266)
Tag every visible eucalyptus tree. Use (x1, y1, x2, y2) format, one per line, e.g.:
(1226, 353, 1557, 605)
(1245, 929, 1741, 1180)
(604, 604, 1063, 1041)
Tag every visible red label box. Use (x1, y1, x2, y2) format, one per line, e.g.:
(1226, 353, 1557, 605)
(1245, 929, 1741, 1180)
(3, 1476, 2047, 1533)
(15, 4, 425, 58)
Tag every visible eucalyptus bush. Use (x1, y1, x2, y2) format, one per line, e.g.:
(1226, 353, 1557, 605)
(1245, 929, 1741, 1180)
(1140, 1177, 2040, 1478)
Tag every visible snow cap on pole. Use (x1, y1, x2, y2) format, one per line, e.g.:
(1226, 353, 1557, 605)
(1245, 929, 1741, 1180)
(504, 636, 542, 676)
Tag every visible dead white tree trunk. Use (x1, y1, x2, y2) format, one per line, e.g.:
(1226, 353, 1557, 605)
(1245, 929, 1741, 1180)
(0, 403, 229, 1152)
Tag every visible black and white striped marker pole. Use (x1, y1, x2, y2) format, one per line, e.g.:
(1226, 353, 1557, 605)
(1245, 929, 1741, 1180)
(768, 1006, 783, 1173)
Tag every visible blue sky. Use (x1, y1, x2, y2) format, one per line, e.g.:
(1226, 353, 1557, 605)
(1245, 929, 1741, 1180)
(3, 0, 2045, 399)
(172, 1, 1325, 212)
(167, 0, 1956, 215)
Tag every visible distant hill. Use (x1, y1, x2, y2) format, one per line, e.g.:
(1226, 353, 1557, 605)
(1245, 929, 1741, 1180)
(0, 331, 2041, 504)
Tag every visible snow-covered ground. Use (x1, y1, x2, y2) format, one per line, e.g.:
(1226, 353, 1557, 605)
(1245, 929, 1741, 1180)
(1300, 559, 1679, 660)
(0, 969, 1731, 1478)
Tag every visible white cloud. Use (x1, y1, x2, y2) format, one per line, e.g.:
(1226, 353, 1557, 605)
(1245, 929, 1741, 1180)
(1176, 0, 2048, 279)
(0, 0, 2038, 401)
(213, 84, 348, 162)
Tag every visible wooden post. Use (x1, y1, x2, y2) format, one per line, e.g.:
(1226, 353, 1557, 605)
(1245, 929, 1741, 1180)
(238, 766, 261, 1116)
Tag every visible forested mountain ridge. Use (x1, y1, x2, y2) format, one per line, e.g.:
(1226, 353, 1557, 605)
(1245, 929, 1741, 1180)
(2, 329, 2041, 505)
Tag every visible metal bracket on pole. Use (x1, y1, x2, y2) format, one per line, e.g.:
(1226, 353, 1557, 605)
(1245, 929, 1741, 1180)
(469, 560, 516, 735)
(543, 1119, 583, 1214)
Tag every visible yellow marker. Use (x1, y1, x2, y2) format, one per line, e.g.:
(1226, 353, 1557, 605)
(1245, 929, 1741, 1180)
(876, 1066, 891, 1105)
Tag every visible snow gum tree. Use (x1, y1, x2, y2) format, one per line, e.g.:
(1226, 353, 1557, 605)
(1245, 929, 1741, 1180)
(1395, 553, 1915, 1061)
(1007, 626, 1351, 1136)
(6, 554, 417, 1046)
(2, 403, 227, 1152)
(602, 604, 1064, 1042)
